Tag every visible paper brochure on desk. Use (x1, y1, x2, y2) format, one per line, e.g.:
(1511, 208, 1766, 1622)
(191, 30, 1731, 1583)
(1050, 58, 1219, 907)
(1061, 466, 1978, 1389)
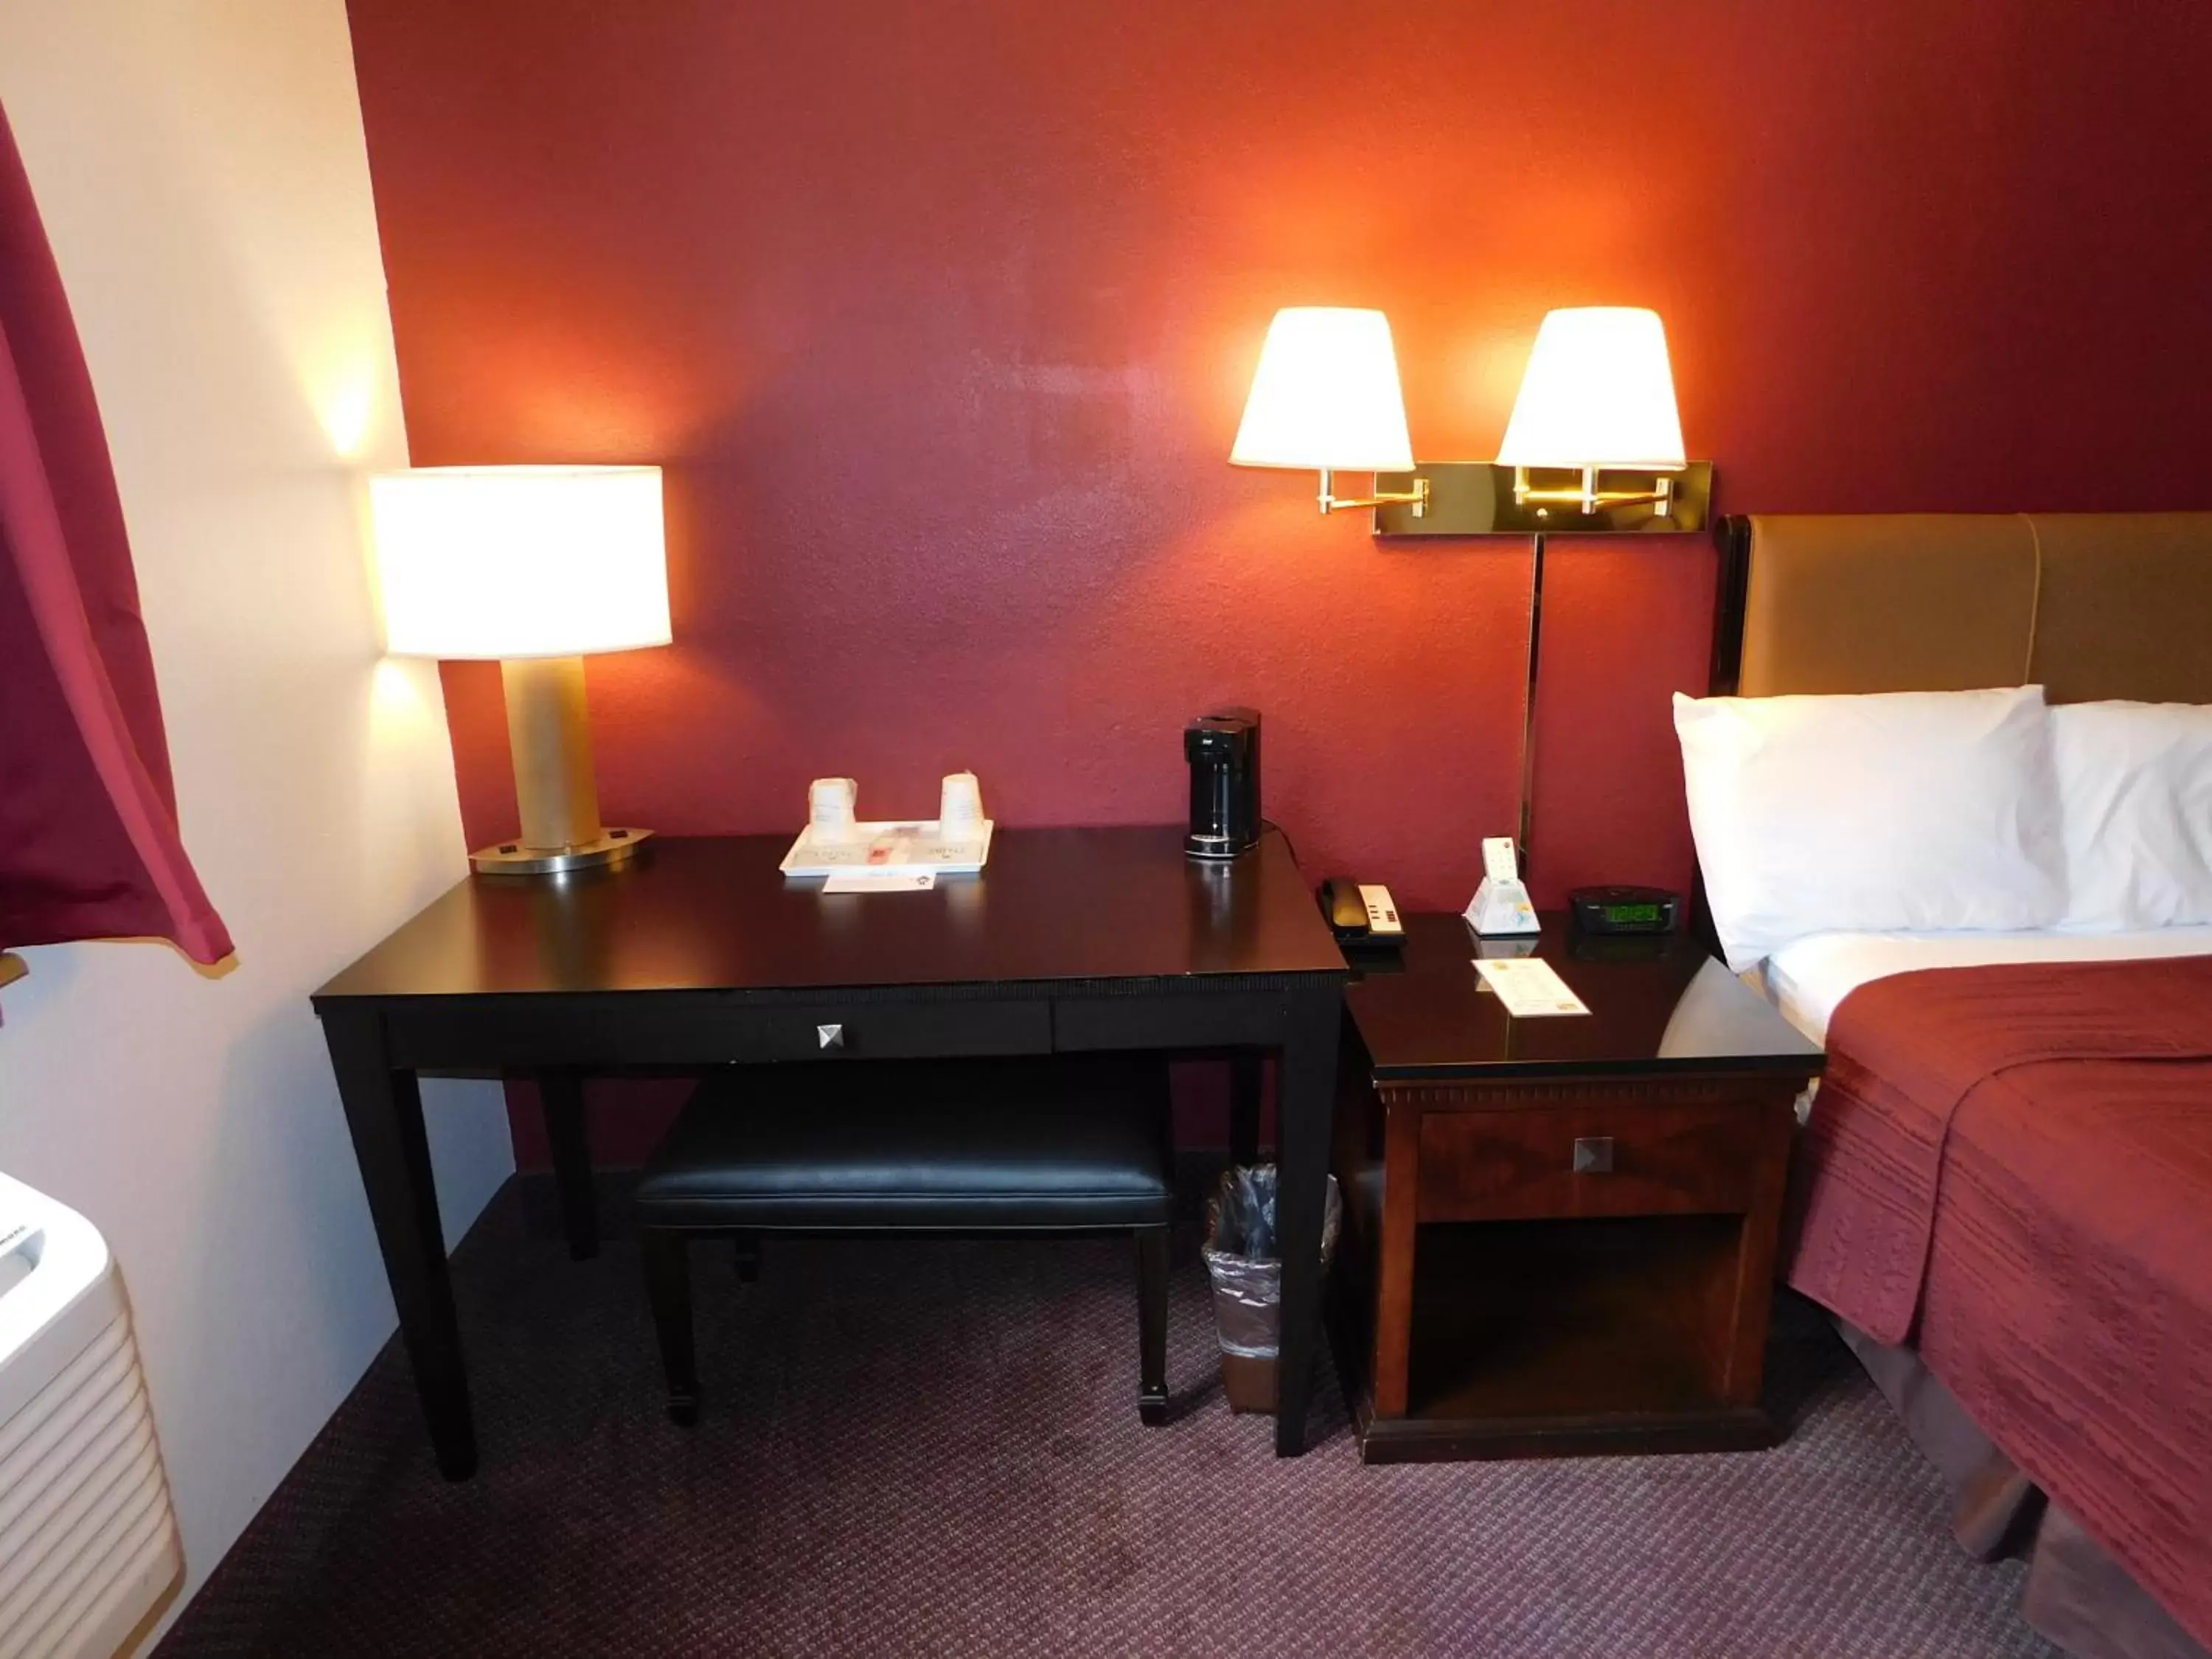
(823, 869, 937, 893)
(1472, 956, 1591, 1018)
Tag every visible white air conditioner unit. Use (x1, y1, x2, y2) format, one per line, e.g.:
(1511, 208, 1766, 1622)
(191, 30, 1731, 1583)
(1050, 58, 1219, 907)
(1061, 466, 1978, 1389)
(0, 1172, 182, 1659)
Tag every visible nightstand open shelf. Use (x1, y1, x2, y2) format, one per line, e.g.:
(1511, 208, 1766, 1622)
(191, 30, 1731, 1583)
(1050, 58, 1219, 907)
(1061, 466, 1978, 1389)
(1404, 1216, 1765, 1444)
(1331, 914, 1823, 1464)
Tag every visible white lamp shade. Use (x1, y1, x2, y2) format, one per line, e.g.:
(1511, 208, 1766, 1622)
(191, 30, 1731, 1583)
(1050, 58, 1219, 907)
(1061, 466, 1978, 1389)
(1496, 307, 1686, 470)
(369, 466, 670, 660)
(1230, 307, 1416, 473)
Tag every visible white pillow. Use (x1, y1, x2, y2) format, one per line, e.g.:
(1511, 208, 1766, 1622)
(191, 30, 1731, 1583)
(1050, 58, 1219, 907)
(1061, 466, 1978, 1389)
(1674, 686, 2065, 972)
(2053, 701, 2212, 930)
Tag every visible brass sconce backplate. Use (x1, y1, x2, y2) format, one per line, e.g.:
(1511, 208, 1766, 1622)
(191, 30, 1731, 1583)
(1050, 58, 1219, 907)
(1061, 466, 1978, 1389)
(1371, 462, 1713, 537)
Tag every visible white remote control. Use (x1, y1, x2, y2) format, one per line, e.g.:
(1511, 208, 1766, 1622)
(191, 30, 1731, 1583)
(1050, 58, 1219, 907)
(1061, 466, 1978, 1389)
(1481, 836, 1520, 884)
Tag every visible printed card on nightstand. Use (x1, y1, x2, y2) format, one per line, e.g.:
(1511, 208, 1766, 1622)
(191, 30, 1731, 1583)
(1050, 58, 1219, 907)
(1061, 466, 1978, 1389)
(1472, 956, 1591, 1018)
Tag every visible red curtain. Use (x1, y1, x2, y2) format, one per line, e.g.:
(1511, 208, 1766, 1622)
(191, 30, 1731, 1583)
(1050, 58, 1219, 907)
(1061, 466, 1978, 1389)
(0, 103, 230, 964)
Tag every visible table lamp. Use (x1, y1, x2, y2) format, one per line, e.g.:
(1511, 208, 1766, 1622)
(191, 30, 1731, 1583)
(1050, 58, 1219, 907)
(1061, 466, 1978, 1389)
(369, 465, 669, 876)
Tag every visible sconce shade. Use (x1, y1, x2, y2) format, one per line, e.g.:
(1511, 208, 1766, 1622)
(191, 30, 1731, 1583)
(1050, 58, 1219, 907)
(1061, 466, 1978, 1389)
(1231, 307, 1416, 473)
(369, 465, 670, 660)
(1496, 308, 1686, 471)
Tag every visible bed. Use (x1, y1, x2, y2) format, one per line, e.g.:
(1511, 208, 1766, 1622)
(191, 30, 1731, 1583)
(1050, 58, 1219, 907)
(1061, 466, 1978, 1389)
(1761, 925, 2212, 1046)
(1700, 511, 2212, 1659)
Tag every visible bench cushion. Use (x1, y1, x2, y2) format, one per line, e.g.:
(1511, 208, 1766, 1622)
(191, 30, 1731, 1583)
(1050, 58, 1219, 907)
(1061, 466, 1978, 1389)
(634, 1057, 1172, 1231)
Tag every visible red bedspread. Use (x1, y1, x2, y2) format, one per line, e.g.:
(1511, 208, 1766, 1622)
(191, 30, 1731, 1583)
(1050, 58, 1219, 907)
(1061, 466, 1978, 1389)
(1786, 956, 2212, 1646)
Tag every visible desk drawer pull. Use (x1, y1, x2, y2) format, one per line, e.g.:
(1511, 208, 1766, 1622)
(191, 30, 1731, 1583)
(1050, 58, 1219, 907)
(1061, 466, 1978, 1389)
(1571, 1136, 1614, 1174)
(760, 1001, 1048, 1062)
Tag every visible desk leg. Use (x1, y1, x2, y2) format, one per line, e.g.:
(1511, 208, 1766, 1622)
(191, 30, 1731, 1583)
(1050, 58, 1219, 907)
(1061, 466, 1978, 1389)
(1273, 991, 1343, 1457)
(322, 1007, 477, 1481)
(1228, 1054, 1265, 1167)
(538, 1071, 598, 1260)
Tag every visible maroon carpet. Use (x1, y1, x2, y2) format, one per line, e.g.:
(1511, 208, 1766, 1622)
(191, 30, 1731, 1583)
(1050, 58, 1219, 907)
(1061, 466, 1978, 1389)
(157, 1184, 2059, 1657)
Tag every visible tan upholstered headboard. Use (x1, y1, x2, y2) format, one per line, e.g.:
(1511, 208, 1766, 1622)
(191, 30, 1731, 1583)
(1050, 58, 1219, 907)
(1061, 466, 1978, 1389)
(1711, 512, 2212, 703)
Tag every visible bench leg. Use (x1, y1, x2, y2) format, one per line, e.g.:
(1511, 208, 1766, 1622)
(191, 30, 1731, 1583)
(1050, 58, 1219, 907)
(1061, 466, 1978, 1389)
(1135, 1225, 1169, 1426)
(641, 1230, 700, 1425)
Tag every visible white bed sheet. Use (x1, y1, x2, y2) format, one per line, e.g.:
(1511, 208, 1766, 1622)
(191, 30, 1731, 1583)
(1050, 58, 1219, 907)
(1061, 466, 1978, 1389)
(1759, 926, 2212, 1046)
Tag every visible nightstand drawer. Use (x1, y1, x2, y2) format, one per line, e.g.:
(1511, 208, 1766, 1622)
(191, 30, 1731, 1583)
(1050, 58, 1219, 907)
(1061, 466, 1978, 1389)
(1416, 1100, 1767, 1222)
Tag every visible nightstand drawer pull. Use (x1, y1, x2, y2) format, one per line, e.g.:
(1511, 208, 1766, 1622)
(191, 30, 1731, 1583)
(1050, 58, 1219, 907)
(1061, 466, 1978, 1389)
(816, 1023, 845, 1050)
(1571, 1136, 1615, 1174)
(1416, 1104, 1767, 1222)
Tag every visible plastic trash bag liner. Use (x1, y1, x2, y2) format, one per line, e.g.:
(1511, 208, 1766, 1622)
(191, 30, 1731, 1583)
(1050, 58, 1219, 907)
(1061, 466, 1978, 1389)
(1200, 1164, 1342, 1360)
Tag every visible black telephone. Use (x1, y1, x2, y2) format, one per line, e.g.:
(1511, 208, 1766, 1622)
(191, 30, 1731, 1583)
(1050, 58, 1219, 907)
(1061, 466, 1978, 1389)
(1318, 878, 1405, 945)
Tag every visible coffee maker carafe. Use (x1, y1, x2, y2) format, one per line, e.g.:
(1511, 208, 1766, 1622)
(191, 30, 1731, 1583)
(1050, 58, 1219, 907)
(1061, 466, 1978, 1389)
(1183, 708, 1262, 860)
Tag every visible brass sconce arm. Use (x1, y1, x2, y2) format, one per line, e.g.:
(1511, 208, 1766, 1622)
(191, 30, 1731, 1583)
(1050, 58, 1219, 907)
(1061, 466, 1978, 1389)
(1315, 467, 1430, 518)
(1510, 464, 1676, 519)
(1368, 460, 1711, 536)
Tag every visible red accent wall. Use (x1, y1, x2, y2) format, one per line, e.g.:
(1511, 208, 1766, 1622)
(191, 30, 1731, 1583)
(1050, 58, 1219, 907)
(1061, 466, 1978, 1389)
(346, 0, 2212, 1157)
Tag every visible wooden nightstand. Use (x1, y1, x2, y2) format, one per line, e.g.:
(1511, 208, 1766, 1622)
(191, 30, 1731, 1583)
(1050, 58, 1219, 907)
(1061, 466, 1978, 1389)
(1331, 914, 1823, 1464)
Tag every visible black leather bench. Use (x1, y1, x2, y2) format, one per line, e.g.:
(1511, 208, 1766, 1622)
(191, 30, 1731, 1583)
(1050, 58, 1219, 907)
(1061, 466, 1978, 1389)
(634, 1056, 1174, 1425)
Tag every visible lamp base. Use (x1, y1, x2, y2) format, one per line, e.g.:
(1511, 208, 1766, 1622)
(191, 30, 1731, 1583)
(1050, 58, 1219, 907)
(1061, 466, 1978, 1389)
(470, 827, 654, 877)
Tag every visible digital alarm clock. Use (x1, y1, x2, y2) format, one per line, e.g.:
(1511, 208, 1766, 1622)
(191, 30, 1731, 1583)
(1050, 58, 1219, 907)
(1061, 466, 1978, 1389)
(1568, 885, 1680, 935)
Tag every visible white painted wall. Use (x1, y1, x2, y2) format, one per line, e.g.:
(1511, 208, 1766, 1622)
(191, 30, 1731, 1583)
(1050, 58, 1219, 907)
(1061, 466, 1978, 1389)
(0, 1, 513, 1639)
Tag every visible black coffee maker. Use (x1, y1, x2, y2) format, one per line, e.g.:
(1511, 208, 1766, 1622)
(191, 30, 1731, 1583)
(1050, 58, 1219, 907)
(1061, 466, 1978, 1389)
(1183, 708, 1262, 860)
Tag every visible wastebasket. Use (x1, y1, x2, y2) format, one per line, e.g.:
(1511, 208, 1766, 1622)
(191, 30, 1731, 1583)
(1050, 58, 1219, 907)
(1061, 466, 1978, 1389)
(1200, 1164, 1343, 1414)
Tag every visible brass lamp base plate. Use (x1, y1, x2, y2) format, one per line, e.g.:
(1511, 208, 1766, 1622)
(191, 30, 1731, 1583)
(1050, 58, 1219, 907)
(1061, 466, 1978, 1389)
(1371, 461, 1713, 536)
(470, 827, 653, 877)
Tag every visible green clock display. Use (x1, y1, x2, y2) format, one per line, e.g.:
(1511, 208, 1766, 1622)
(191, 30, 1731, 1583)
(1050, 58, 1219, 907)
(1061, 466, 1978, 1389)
(1569, 886, 1680, 935)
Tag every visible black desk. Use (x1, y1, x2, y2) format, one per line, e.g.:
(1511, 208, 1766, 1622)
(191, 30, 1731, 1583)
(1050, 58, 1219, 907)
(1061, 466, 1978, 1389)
(313, 827, 1348, 1476)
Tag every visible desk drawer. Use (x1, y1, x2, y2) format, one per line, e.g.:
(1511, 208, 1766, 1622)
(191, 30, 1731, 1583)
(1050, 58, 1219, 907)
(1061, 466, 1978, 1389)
(761, 998, 1051, 1062)
(380, 993, 1053, 1068)
(1416, 1099, 1764, 1223)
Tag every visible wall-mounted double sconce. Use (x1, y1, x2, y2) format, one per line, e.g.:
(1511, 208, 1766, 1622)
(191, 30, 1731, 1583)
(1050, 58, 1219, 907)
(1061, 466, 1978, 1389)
(1231, 304, 1714, 872)
(1232, 304, 1711, 538)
